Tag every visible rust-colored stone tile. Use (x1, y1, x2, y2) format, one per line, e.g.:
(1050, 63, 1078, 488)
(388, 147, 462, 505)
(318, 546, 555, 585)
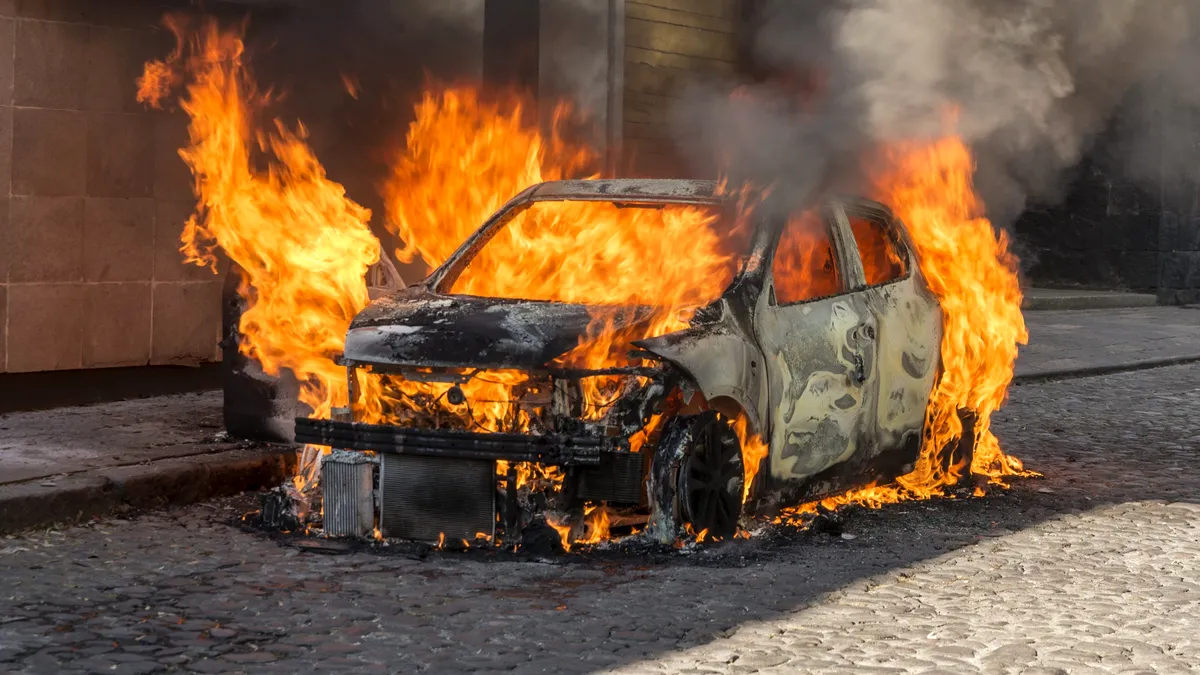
(85, 25, 161, 113)
(153, 199, 216, 283)
(83, 281, 150, 367)
(154, 112, 193, 201)
(5, 282, 84, 372)
(0, 284, 7, 372)
(0, 198, 8, 282)
(12, 107, 86, 197)
(6, 196, 83, 282)
(0, 105, 12, 195)
(86, 112, 153, 198)
(13, 18, 86, 109)
(151, 280, 220, 365)
(0, 19, 14, 106)
(83, 197, 152, 282)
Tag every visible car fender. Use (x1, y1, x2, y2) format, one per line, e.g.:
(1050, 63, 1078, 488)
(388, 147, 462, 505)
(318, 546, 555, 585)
(634, 319, 768, 438)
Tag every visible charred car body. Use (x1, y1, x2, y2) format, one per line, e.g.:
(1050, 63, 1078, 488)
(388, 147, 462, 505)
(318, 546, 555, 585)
(292, 179, 947, 546)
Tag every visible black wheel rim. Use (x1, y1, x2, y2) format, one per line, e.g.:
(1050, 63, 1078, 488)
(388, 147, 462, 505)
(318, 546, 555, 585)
(679, 417, 744, 538)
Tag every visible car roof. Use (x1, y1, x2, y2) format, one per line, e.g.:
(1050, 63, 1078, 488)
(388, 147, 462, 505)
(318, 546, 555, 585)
(526, 179, 724, 204)
(521, 180, 898, 224)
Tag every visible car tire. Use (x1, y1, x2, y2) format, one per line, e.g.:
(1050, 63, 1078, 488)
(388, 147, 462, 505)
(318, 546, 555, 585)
(646, 411, 745, 543)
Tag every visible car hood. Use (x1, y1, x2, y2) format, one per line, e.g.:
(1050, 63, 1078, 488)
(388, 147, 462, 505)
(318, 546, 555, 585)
(344, 287, 655, 370)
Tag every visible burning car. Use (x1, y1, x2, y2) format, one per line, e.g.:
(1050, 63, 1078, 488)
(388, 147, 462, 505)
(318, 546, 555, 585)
(292, 178, 950, 547)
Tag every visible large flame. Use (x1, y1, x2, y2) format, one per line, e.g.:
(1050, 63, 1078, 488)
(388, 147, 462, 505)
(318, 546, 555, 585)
(137, 17, 378, 421)
(879, 137, 1030, 486)
(371, 87, 751, 439)
(144, 17, 1028, 543)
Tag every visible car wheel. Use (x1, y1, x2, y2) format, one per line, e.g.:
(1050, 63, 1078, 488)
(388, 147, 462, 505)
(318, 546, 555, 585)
(647, 412, 745, 543)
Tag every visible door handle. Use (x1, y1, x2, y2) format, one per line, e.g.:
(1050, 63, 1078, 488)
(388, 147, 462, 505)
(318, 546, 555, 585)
(851, 353, 867, 385)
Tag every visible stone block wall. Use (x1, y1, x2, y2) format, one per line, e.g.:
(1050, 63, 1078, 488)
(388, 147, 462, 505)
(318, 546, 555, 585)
(1155, 103, 1200, 304)
(0, 1, 220, 374)
(1011, 79, 1200, 303)
(1013, 161, 1164, 292)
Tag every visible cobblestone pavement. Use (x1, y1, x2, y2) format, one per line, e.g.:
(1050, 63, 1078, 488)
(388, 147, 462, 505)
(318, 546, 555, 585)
(2, 364, 1199, 674)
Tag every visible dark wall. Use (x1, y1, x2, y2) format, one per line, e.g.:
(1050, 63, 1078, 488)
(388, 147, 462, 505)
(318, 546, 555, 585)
(1011, 94, 1200, 302)
(1012, 158, 1162, 292)
(1156, 105, 1200, 304)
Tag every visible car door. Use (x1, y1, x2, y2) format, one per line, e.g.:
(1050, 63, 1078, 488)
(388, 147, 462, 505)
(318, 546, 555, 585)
(832, 201, 942, 458)
(753, 204, 881, 486)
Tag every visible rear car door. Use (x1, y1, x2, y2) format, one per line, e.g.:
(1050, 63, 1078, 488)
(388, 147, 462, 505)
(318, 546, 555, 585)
(752, 205, 881, 486)
(831, 201, 942, 460)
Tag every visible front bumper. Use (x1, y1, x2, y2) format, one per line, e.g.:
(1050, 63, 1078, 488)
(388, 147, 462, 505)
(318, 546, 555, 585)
(294, 417, 646, 543)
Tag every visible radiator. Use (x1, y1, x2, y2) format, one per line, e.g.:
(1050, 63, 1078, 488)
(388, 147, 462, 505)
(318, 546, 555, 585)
(320, 451, 375, 537)
(379, 454, 495, 543)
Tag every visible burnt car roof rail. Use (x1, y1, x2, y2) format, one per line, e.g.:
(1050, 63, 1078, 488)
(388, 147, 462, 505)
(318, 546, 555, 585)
(527, 178, 724, 204)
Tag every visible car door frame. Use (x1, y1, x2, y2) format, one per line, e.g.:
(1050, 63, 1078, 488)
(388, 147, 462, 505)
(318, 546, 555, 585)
(751, 199, 885, 494)
(829, 198, 942, 468)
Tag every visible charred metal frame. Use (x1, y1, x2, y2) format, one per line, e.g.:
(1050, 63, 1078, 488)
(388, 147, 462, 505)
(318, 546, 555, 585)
(294, 179, 948, 542)
(294, 417, 610, 465)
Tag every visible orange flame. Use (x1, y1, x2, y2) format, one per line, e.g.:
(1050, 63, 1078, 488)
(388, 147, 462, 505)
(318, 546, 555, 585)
(731, 414, 767, 505)
(138, 17, 378, 422)
(383, 87, 594, 270)
(876, 137, 1030, 489)
(548, 503, 615, 552)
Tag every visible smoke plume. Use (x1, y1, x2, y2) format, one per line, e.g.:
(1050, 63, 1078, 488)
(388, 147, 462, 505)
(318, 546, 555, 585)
(674, 0, 1200, 225)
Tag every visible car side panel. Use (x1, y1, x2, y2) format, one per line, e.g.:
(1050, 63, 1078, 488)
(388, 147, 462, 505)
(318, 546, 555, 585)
(755, 292, 881, 482)
(862, 279, 942, 456)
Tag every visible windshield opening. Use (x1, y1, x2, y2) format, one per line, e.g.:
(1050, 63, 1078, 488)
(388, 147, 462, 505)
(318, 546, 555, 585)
(445, 200, 752, 308)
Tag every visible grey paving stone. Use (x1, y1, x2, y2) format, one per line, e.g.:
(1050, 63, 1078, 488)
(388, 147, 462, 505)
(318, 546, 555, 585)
(3, 365, 1200, 672)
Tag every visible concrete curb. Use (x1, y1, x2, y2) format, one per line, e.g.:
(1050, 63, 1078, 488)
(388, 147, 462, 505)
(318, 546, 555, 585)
(1014, 353, 1200, 385)
(0, 446, 297, 535)
(1021, 293, 1158, 311)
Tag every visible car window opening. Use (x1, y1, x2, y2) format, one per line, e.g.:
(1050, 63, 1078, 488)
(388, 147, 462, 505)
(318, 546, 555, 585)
(848, 213, 908, 286)
(772, 209, 843, 305)
(448, 200, 752, 309)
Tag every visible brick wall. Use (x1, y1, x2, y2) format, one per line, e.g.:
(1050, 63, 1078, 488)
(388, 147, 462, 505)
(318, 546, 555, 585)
(0, 1, 219, 374)
(622, 0, 739, 177)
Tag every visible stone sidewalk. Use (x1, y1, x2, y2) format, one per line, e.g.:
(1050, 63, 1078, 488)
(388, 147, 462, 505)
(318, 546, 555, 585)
(1021, 287, 1158, 311)
(0, 306, 1196, 533)
(1016, 306, 1200, 381)
(0, 394, 294, 533)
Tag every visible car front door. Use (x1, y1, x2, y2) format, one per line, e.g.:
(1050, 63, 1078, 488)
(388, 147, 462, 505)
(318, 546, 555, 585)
(833, 201, 942, 460)
(752, 204, 880, 487)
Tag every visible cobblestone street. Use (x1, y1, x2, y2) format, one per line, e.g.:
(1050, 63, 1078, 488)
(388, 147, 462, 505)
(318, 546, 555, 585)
(2, 364, 1200, 674)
